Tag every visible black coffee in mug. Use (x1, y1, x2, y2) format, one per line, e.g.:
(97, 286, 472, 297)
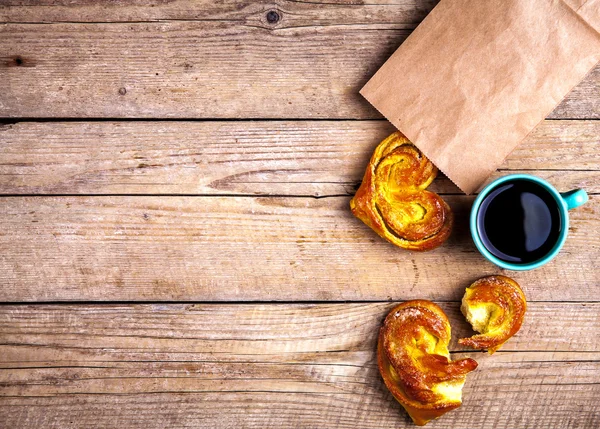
(476, 180, 562, 263)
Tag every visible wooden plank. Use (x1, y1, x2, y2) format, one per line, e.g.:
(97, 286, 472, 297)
(2, 387, 598, 429)
(1, 120, 598, 196)
(0, 0, 439, 24)
(1, 303, 598, 357)
(0, 303, 598, 428)
(1, 20, 598, 119)
(0, 195, 597, 302)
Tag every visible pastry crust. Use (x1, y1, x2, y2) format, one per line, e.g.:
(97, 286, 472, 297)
(459, 275, 527, 354)
(350, 132, 452, 251)
(378, 300, 478, 426)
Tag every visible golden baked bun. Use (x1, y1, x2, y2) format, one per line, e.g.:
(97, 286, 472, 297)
(459, 275, 527, 354)
(350, 132, 452, 251)
(378, 300, 478, 426)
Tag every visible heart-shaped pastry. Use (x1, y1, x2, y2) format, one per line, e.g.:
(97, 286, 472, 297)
(378, 300, 478, 426)
(350, 132, 452, 251)
(459, 275, 527, 354)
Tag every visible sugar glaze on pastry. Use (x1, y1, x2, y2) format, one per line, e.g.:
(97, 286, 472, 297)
(350, 132, 452, 251)
(459, 275, 527, 354)
(378, 300, 478, 426)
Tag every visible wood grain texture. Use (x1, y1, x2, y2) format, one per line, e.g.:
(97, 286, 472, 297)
(1, 1, 598, 427)
(0, 303, 598, 429)
(0, 0, 439, 24)
(0, 195, 597, 302)
(1, 120, 598, 195)
(2, 388, 598, 429)
(1, 20, 598, 119)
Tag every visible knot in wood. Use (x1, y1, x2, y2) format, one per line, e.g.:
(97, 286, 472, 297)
(266, 10, 280, 24)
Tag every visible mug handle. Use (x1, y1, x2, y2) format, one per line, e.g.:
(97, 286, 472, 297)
(560, 189, 588, 210)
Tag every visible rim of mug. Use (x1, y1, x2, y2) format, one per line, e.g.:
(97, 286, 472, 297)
(470, 174, 569, 271)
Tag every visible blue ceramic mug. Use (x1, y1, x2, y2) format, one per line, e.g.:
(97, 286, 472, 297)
(470, 174, 588, 271)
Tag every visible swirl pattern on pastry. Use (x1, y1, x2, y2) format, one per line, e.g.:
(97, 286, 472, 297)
(378, 300, 478, 426)
(459, 275, 527, 354)
(350, 132, 452, 251)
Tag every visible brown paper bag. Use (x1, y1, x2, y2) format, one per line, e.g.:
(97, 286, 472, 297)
(361, 0, 600, 194)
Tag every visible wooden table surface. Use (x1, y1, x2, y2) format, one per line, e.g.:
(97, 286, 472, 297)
(1, 1, 599, 428)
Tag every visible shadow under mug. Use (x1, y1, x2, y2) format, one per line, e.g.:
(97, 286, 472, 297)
(470, 174, 588, 271)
